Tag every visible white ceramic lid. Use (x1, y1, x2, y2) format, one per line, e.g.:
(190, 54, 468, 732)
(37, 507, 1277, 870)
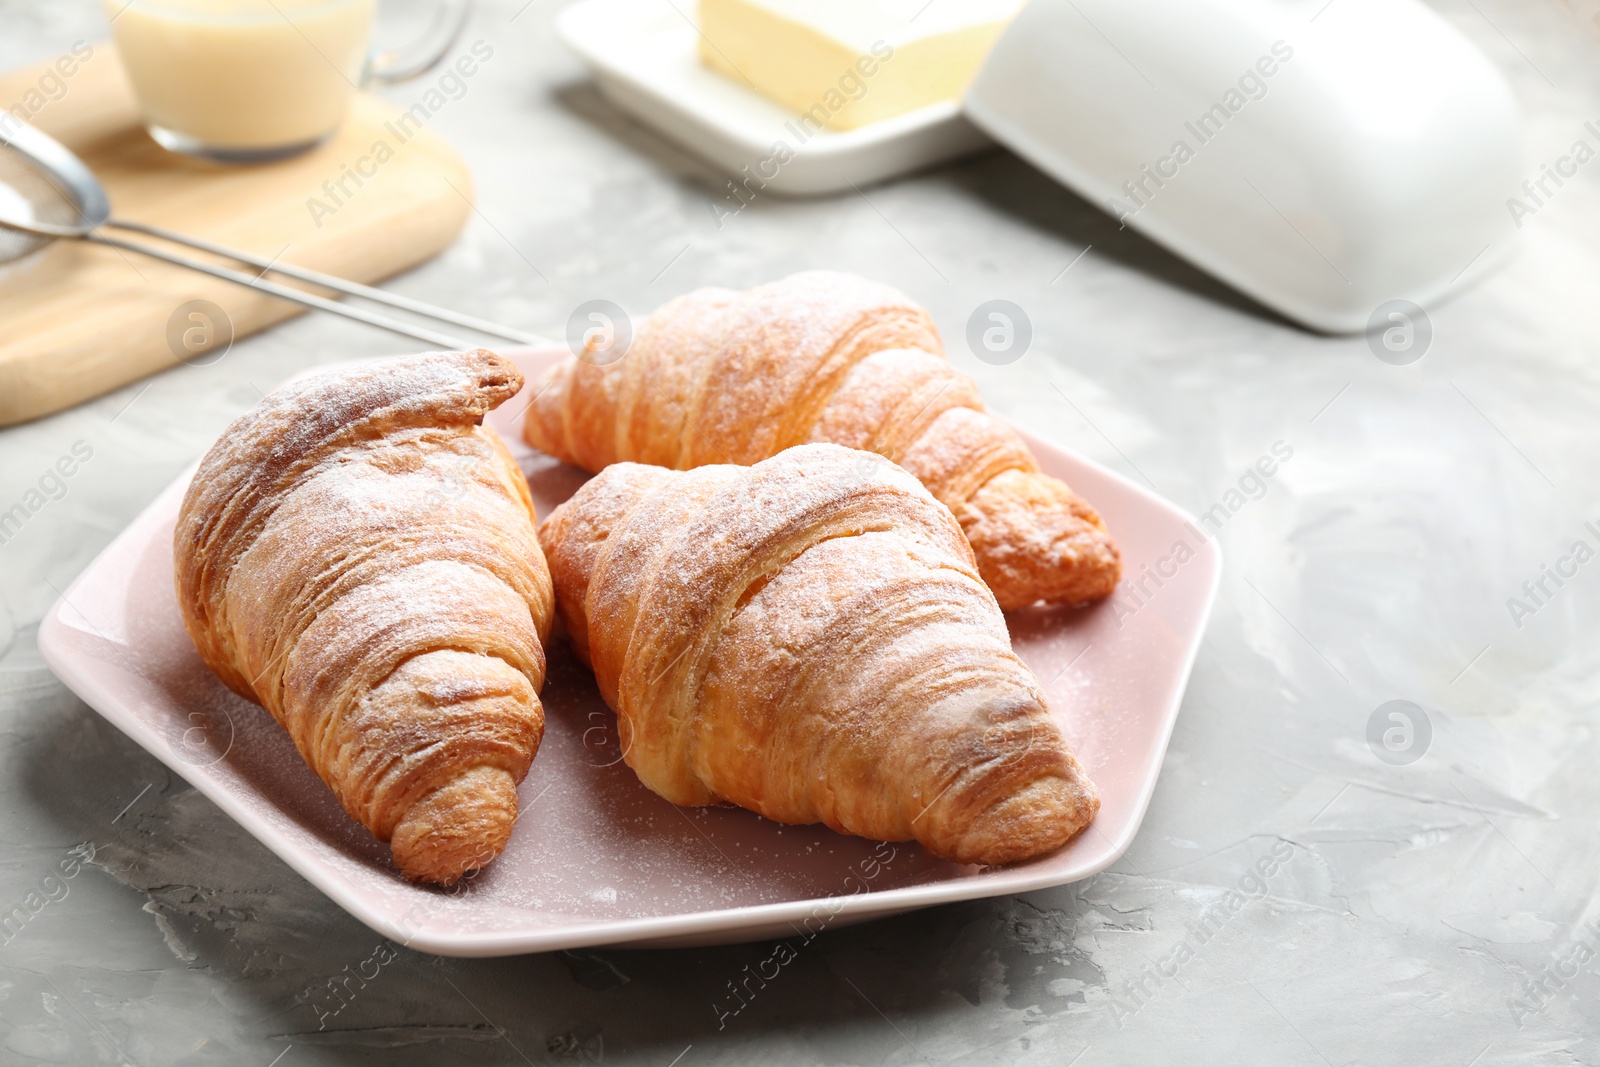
(963, 0, 1524, 334)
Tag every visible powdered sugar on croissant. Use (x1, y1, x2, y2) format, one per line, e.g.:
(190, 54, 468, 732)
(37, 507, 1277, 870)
(539, 443, 1099, 866)
(525, 270, 1120, 608)
(174, 350, 553, 885)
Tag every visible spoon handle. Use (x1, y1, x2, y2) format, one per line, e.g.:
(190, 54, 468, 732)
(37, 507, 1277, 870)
(105, 219, 549, 345)
(88, 232, 475, 351)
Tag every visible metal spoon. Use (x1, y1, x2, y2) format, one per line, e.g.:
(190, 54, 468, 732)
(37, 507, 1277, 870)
(0, 119, 548, 350)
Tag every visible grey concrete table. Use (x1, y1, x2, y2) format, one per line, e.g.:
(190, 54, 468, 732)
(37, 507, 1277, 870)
(4, 1, 1599, 1063)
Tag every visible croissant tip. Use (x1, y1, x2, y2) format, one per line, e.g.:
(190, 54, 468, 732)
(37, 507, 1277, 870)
(459, 349, 524, 410)
(939, 775, 1100, 866)
(389, 766, 520, 886)
(961, 470, 1123, 609)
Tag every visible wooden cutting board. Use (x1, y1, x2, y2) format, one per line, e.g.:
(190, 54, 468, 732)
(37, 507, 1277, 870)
(0, 46, 473, 426)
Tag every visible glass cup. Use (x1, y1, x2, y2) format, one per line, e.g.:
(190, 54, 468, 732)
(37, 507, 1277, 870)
(105, 0, 470, 163)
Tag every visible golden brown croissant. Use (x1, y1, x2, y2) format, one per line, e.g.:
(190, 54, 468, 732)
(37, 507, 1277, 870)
(524, 270, 1120, 609)
(538, 443, 1099, 865)
(173, 350, 554, 885)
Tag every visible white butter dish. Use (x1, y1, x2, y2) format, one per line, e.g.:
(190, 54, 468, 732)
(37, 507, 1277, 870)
(555, 0, 992, 197)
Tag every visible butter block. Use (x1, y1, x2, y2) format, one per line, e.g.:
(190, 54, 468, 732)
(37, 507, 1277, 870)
(698, 0, 1021, 131)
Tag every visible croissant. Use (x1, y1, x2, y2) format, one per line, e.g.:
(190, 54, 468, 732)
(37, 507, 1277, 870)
(173, 350, 554, 885)
(539, 442, 1099, 865)
(524, 270, 1120, 609)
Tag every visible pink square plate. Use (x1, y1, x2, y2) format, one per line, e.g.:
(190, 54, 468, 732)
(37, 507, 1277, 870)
(38, 346, 1220, 956)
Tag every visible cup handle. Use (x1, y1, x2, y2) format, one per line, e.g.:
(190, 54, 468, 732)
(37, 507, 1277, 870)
(362, 0, 474, 86)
